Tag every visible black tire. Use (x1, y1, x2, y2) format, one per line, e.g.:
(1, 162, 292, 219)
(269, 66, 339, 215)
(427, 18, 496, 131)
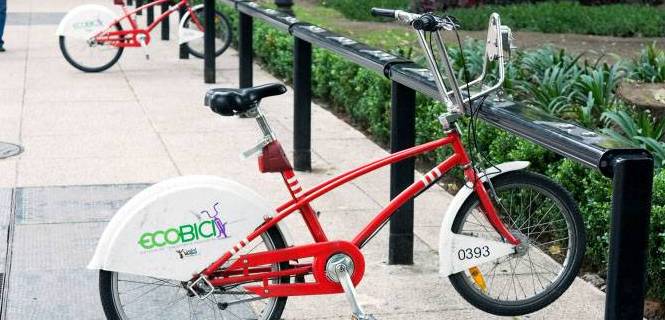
(182, 8, 232, 59)
(99, 226, 289, 320)
(59, 23, 124, 73)
(448, 170, 585, 316)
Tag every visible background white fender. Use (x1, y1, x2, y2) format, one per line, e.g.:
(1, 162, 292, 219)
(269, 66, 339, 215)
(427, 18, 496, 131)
(88, 175, 292, 281)
(178, 4, 204, 45)
(439, 161, 530, 276)
(56, 5, 118, 39)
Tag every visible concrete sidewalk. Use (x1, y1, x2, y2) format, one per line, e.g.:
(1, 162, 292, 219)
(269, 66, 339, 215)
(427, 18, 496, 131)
(0, 1, 605, 319)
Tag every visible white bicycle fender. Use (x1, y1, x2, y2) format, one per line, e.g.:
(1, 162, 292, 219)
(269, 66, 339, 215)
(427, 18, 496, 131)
(56, 5, 118, 39)
(88, 175, 293, 281)
(178, 4, 205, 45)
(439, 161, 530, 276)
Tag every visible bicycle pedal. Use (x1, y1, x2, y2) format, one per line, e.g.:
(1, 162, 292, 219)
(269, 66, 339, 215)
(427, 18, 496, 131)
(187, 276, 214, 300)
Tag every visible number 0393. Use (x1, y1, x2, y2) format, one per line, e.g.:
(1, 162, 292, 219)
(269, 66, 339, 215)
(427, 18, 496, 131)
(457, 246, 491, 260)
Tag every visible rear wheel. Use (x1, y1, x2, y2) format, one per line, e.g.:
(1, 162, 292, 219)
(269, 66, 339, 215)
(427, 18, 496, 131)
(181, 8, 232, 58)
(448, 170, 585, 316)
(99, 227, 289, 320)
(59, 23, 124, 73)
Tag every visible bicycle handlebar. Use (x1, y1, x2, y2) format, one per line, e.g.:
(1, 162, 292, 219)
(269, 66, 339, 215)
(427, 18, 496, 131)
(370, 7, 395, 18)
(371, 7, 424, 26)
(370, 8, 512, 115)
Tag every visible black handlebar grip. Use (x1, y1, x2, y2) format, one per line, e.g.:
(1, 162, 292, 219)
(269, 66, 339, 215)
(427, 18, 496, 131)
(412, 14, 438, 31)
(370, 7, 396, 18)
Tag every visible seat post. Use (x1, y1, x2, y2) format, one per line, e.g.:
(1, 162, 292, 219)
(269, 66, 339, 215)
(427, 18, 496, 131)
(254, 107, 276, 142)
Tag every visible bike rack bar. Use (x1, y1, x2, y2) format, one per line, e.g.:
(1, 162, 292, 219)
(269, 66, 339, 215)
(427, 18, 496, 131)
(227, 2, 655, 317)
(293, 37, 312, 171)
(178, 6, 189, 59)
(290, 24, 410, 77)
(236, 1, 295, 32)
(147, 5, 154, 25)
(238, 12, 253, 88)
(203, 0, 215, 83)
(389, 81, 416, 265)
(161, 2, 170, 41)
(605, 152, 654, 320)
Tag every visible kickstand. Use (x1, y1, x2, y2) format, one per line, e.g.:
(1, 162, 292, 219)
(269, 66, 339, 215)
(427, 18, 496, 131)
(334, 264, 377, 320)
(137, 34, 150, 60)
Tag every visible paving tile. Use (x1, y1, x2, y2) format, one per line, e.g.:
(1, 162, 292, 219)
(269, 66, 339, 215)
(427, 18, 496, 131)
(10, 222, 106, 271)
(15, 184, 148, 224)
(20, 131, 169, 160)
(0, 159, 19, 188)
(5, 269, 104, 320)
(21, 103, 153, 137)
(16, 156, 178, 187)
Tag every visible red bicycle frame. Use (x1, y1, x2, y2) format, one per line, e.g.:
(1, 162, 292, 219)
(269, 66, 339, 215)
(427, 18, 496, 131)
(197, 128, 519, 297)
(94, 0, 204, 47)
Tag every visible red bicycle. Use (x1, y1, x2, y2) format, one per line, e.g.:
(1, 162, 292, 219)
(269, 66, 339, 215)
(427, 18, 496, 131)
(89, 8, 585, 319)
(56, 0, 231, 72)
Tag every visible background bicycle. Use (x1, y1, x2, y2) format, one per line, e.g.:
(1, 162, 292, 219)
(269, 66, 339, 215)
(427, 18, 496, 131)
(56, 0, 232, 72)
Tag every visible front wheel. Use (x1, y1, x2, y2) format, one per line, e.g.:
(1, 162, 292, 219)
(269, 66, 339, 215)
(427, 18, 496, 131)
(181, 8, 232, 59)
(449, 170, 585, 316)
(99, 227, 289, 320)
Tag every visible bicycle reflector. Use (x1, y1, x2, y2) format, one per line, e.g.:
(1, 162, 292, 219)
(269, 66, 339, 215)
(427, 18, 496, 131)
(113, 0, 125, 5)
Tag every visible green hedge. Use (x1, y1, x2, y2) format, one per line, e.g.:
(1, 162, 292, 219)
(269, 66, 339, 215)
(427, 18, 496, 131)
(447, 2, 665, 37)
(325, 0, 665, 37)
(218, 4, 665, 301)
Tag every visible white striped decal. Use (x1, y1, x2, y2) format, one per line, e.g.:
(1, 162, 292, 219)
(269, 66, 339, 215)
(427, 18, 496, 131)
(421, 166, 442, 187)
(229, 238, 251, 255)
(287, 176, 303, 197)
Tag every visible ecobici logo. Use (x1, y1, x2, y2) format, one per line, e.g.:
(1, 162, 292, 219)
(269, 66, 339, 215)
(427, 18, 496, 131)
(72, 18, 104, 31)
(138, 202, 230, 250)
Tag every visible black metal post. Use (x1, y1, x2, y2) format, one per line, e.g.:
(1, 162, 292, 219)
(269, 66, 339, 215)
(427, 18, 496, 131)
(178, 6, 190, 59)
(388, 81, 416, 265)
(203, 0, 215, 83)
(161, 2, 170, 41)
(146, 5, 154, 25)
(605, 153, 653, 320)
(136, 0, 143, 15)
(238, 12, 253, 88)
(293, 37, 312, 171)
